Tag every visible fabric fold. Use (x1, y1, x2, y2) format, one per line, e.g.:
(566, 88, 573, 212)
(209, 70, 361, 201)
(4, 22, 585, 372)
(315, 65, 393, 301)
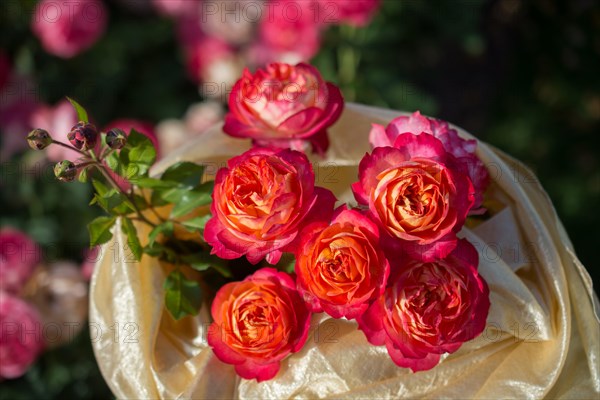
(90, 103, 599, 399)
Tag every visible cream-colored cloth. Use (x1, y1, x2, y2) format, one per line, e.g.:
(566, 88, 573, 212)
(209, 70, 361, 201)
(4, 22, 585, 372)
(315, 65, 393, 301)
(90, 103, 600, 399)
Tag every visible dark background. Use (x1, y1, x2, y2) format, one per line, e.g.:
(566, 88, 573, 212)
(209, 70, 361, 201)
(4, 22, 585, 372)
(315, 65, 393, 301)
(1, 0, 598, 398)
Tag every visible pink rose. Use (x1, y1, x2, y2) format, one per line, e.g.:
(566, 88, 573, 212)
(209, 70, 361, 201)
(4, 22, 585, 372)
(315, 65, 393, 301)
(0, 292, 45, 379)
(224, 62, 344, 154)
(31, 0, 107, 58)
(357, 239, 490, 372)
(370, 111, 489, 213)
(256, 0, 323, 62)
(29, 100, 79, 162)
(205, 147, 336, 264)
(319, 0, 380, 26)
(295, 206, 390, 319)
(0, 228, 41, 295)
(353, 133, 474, 260)
(208, 268, 311, 381)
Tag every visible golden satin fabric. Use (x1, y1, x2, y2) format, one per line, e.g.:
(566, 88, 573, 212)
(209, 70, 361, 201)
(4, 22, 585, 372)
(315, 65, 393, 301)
(90, 103, 600, 399)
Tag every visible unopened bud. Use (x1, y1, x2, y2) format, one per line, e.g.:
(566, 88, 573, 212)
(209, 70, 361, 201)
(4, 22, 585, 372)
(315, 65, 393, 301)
(27, 128, 52, 150)
(106, 128, 127, 150)
(53, 161, 77, 182)
(67, 122, 98, 150)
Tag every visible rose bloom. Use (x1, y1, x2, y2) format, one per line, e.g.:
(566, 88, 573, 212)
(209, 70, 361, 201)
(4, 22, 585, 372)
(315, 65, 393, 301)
(31, 0, 107, 58)
(256, 0, 323, 63)
(295, 206, 389, 319)
(224, 62, 343, 154)
(204, 147, 336, 264)
(353, 132, 474, 260)
(0, 228, 41, 294)
(358, 239, 490, 372)
(319, 0, 381, 26)
(0, 292, 45, 379)
(370, 111, 489, 213)
(207, 268, 311, 381)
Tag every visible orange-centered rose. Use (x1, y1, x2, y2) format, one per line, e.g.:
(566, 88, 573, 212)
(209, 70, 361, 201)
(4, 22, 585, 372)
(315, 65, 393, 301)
(223, 62, 344, 154)
(295, 206, 390, 319)
(207, 268, 311, 382)
(204, 147, 335, 264)
(358, 239, 490, 372)
(353, 133, 474, 260)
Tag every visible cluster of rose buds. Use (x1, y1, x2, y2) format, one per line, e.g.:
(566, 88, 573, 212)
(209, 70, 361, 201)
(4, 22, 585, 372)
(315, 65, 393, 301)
(27, 119, 128, 182)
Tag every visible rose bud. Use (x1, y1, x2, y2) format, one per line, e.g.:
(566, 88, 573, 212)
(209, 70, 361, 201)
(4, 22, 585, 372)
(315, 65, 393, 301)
(26, 128, 52, 150)
(67, 122, 98, 150)
(106, 128, 126, 149)
(53, 160, 77, 182)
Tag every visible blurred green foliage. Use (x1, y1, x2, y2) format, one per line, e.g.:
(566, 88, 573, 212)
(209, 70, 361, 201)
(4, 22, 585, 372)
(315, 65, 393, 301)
(1, 0, 598, 398)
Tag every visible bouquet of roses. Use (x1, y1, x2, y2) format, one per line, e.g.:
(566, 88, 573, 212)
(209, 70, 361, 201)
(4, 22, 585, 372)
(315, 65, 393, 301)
(26, 62, 491, 382)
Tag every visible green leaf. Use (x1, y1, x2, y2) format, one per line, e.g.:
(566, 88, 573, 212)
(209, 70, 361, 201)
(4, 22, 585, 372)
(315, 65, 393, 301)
(121, 218, 142, 261)
(148, 221, 174, 246)
(181, 215, 211, 232)
(170, 189, 212, 218)
(66, 97, 89, 123)
(105, 152, 124, 177)
(131, 177, 177, 190)
(161, 162, 205, 188)
(92, 179, 110, 197)
(182, 253, 232, 278)
(88, 216, 116, 247)
(78, 167, 88, 183)
(120, 129, 156, 177)
(164, 271, 202, 320)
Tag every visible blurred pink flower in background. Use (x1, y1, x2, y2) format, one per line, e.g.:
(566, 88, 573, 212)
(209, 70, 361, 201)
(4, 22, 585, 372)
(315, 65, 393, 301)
(0, 228, 41, 295)
(254, 0, 322, 64)
(81, 246, 100, 282)
(31, 0, 108, 58)
(152, 0, 200, 18)
(0, 63, 39, 161)
(29, 100, 79, 162)
(200, 0, 258, 46)
(320, 0, 381, 27)
(156, 101, 224, 155)
(0, 52, 10, 91)
(0, 292, 45, 379)
(23, 262, 89, 348)
(183, 34, 243, 99)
